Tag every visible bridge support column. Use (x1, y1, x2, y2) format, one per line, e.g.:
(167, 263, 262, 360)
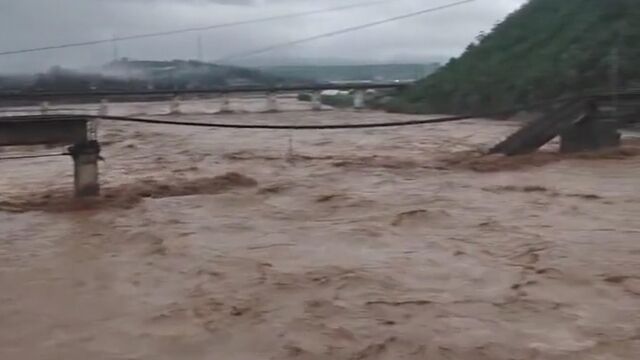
(169, 96, 181, 114)
(40, 102, 50, 115)
(560, 117, 621, 153)
(311, 91, 322, 111)
(98, 99, 109, 117)
(220, 93, 232, 113)
(353, 90, 365, 110)
(68, 141, 101, 197)
(266, 92, 279, 112)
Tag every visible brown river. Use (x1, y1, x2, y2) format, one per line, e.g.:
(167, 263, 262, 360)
(1, 98, 639, 359)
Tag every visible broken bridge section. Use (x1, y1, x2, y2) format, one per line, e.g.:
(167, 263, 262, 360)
(0, 115, 100, 197)
(490, 100, 621, 156)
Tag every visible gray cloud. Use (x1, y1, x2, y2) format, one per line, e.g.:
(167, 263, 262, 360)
(0, 0, 526, 72)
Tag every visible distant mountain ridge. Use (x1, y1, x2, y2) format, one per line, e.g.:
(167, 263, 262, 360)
(103, 59, 298, 89)
(0, 59, 308, 93)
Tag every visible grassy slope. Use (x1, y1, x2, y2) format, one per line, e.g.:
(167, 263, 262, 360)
(390, 0, 640, 114)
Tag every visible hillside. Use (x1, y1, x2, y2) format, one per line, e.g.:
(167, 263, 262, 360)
(389, 0, 640, 114)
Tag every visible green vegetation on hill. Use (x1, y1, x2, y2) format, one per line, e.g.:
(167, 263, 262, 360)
(390, 0, 640, 114)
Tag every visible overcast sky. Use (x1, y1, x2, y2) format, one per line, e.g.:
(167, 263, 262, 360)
(0, 0, 526, 73)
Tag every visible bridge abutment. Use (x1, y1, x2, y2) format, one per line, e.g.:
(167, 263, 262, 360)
(560, 117, 621, 153)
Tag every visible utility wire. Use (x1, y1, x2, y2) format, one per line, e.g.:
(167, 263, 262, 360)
(216, 0, 476, 62)
(94, 113, 475, 129)
(0, 0, 403, 57)
(0, 153, 69, 161)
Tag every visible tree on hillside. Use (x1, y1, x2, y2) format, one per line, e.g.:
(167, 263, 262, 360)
(390, 0, 640, 114)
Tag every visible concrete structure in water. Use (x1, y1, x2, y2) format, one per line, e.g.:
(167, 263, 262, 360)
(311, 91, 322, 111)
(491, 100, 623, 156)
(560, 117, 621, 153)
(219, 93, 232, 113)
(99, 99, 109, 117)
(353, 90, 366, 110)
(265, 92, 279, 112)
(169, 96, 181, 114)
(0, 115, 100, 197)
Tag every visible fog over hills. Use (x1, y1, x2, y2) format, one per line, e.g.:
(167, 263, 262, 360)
(0, 0, 524, 73)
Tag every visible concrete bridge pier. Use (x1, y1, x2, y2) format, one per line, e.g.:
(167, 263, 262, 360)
(69, 141, 101, 197)
(220, 93, 232, 113)
(169, 96, 182, 114)
(40, 102, 50, 115)
(266, 92, 279, 112)
(560, 104, 621, 153)
(353, 90, 365, 110)
(311, 91, 322, 111)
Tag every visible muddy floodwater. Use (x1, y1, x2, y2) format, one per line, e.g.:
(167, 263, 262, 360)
(1, 98, 639, 360)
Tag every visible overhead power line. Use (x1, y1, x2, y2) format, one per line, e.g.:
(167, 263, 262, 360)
(0, 0, 403, 57)
(216, 0, 476, 62)
(87, 113, 475, 130)
(0, 153, 69, 161)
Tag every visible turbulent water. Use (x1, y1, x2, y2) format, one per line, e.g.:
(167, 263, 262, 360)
(1, 98, 639, 360)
